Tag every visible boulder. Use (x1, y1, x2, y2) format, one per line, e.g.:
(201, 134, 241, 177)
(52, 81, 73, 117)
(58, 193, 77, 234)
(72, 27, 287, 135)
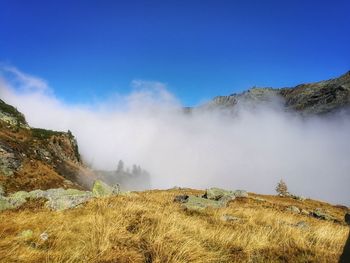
(220, 214, 241, 222)
(174, 195, 189, 203)
(311, 208, 333, 221)
(45, 190, 93, 211)
(233, 190, 248, 198)
(182, 195, 227, 211)
(92, 180, 120, 197)
(204, 187, 236, 201)
(294, 221, 309, 229)
(0, 188, 93, 212)
(287, 206, 300, 214)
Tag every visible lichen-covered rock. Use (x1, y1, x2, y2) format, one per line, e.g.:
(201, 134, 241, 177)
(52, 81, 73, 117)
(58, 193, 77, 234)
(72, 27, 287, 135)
(287, 206, 300, 214)
(220, 214, 240, 222)
(204, 187, 236, 201)
(233, 190, 248, 198)
(92, 180, 119, 197)
(311, 208, 333, 221)
(0, 188, 93, 212)
(174, 195, 189, 203)
(182, 195, 227, 211)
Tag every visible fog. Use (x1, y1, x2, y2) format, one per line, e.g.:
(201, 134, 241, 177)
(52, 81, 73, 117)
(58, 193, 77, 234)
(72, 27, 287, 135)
(1, 67, 349, 205)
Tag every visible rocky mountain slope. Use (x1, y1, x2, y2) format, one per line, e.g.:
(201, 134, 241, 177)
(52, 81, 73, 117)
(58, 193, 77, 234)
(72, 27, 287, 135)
(0, 99, 89, 195)
(205, 71, 350, 115)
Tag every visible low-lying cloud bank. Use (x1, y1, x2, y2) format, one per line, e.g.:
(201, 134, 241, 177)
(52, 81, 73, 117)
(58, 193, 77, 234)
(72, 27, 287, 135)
(0, 66, 349, 205)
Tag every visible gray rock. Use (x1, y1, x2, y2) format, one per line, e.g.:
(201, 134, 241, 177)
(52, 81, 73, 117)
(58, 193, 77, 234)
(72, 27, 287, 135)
(92, 180, 119, 197)
(204, 187, 236, 201)
(0, 188, 93, 212)
(301, 209, 309, 216)
(182, 195, 227, 211)
(40, 232, 49, 241)
(233, 190, 248, 198)
(294, 221, 309, 229)
(220, 214, 240, 222)
(311, 208, 333, 221)
(287, 206, 300, 213)
(174, 195, 189, 203)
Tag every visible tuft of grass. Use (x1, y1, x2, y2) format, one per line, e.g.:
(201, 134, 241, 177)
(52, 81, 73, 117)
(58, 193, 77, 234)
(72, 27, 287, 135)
(0, 189, 348, 263)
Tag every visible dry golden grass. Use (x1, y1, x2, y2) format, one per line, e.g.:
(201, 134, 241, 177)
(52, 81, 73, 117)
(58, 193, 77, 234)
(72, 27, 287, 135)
(0, 189, 348, 263)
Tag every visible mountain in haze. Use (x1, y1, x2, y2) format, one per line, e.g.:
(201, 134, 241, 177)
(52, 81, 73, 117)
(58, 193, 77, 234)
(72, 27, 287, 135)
(204, 71, 350, 115)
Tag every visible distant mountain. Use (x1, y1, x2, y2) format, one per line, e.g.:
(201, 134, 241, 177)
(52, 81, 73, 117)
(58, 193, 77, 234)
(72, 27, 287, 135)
(204, 71, 350, 115)
(0, 99, 91, 194)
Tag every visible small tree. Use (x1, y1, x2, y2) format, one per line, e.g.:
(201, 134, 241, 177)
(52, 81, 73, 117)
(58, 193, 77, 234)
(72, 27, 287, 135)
(275, 179, 288, 196)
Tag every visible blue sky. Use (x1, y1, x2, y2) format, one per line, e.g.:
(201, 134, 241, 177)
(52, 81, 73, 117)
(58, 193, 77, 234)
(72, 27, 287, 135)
(0, 0, 349, 106)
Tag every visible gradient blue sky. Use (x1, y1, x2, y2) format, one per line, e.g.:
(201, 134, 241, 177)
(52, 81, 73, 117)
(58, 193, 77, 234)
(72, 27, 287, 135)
(0, 0, 349, 106)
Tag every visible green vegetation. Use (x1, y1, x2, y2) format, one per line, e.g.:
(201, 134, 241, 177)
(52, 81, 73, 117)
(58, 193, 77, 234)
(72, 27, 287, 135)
(0, 99, 26, 124)
(31, 128, 63, 140)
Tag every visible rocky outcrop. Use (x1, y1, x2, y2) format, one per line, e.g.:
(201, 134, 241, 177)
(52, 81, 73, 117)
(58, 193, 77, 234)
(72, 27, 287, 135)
(92, 180, 120, 197)
(176, 187, 248, 211)
(0, 180, 122, 211)
(0, 99, 89, 194)
(202, 71, 350, 115)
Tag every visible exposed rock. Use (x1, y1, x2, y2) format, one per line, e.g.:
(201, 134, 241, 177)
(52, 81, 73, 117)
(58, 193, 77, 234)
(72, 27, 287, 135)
(182, 195, 227, 211)
(174, 195, 189, 203)
(287, 206, 300, 213)
(0, 188, 93, 212)
(311, 208, 333, 221)
(233, 190, 248, 198)
(294, 221, 309, 229)
(301, 209, 309, 216)
(345, 213, 350, 225)
(220, 214, 241, 222)
(204, 187, 236, 201)
(253, 197, 266, 202)
(40, 232, 49, 241)
(92, 180, 120, 197)
(291, 195, 306, 201)
(201, 71, 350, 115)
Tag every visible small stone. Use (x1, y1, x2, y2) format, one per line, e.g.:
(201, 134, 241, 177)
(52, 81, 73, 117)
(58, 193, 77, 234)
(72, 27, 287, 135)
(40, 232, 49, 241)
(301, 209, 309, 215)
(220, 214, 240, 222)
(174, 195, 189, 203)
(294, 221, 309, 229)
(287, 206, 300, 213)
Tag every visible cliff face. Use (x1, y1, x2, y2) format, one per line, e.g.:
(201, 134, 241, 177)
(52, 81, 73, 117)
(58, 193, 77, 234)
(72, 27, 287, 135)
(204, 71, 350, 115)
(0, 99, 88, 194)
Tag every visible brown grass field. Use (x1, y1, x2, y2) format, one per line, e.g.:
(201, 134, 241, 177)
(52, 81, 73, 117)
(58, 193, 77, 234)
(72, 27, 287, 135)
(0, 189, 348, 263)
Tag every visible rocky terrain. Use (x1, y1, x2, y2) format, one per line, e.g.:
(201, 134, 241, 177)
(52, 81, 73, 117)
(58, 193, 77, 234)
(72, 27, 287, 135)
(0, 99, 90, 195)
(0, 71, 350, 262)
(203, 71, 350, 115)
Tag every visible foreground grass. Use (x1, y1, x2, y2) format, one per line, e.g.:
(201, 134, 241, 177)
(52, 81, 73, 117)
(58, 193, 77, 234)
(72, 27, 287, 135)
(0, 189, 348, 263)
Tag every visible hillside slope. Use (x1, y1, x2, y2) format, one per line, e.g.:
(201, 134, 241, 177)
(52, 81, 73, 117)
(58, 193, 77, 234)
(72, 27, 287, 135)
(0, 188, 348, 262)
(0, 99, 89, 194)
(205, 71, 350, 115)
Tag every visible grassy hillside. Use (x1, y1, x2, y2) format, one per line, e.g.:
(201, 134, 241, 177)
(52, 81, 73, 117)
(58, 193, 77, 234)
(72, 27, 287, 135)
(0, 188, 348, 263)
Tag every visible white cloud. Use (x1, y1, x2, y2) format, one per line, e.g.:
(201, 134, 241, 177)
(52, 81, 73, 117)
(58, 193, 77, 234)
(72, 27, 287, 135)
(0, 66, 349, 205)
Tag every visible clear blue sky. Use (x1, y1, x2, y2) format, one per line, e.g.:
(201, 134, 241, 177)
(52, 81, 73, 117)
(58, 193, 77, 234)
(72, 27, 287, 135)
(0, 0, 349, 106)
